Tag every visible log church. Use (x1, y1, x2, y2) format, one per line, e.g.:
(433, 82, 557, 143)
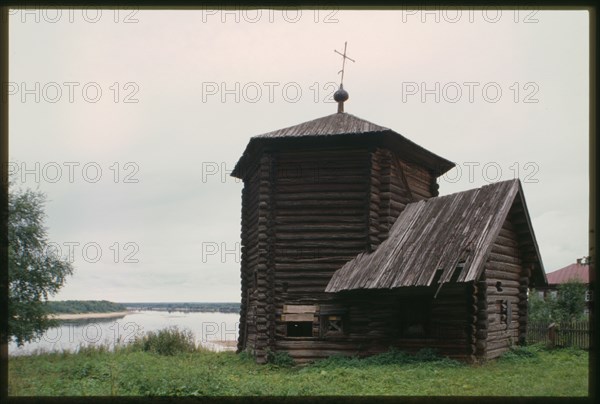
(231, 78, 547, 363)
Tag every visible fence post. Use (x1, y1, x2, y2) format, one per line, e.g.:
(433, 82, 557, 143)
(548, 323, 556, 348)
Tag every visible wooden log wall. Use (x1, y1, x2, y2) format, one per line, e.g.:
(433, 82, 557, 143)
(272, 284, 474, 364)
(482, 215, 525, 360)
(272, 148, 372, 355)
(475, 275, 488, 360)
(263, 155, 277, 362)
(374, 149, 412, 246)
(237, 155, 277, 363)
(336, 285, 472, 361)
(237, 161, 258, 353)
(368, 150, 382, 251)
(505, 199, 536, 342)
(518, 266, 531, 345)
(372, 148, 435, 248)
(398, 159, 435, 201)
(466, 281, 479, 362)
(428, 283, 471, 359)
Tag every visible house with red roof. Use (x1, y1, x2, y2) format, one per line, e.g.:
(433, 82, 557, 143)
(536, 257, 591, 314)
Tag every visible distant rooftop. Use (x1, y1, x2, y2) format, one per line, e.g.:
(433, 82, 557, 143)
(546, 261, 590, 285)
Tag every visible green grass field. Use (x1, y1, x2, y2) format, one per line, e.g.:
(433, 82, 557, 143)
(9, 343, 588, 396)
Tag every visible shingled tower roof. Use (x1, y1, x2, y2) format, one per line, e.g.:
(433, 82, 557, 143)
(231, 112, 455, 179)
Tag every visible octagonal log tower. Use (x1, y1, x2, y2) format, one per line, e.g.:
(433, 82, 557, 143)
(231, 111, 454, 363)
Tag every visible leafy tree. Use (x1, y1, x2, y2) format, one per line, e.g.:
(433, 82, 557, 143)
(554, 279, 587, 322)
(7, 184, 74, 346)
(529, 279, 588, 323)
(528, 290, 554, 322)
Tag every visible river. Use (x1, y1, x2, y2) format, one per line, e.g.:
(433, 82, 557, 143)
(9, 310, 240, 356)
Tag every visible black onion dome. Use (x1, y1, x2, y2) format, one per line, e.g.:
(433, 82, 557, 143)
(333, 85, 349, 102)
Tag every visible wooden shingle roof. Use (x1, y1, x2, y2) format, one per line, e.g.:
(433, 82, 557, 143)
(231, 112, 455, 179)
(255, 112, 389, 138)
(326, 179, 546, 293)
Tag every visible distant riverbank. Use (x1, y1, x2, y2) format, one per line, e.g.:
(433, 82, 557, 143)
(49, 311, 132, 321)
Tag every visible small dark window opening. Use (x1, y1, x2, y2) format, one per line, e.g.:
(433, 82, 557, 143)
(450, 262, 465, 283)
(398, 298, 430, 338)
(495, 281, 503, 292)
(431, 268, 444, 285)
(287, 322, 313, 337)
(282, 282, 288, 293)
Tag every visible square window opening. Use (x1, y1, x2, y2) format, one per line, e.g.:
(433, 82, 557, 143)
(321, 315, 344, 337)
(287, 321, 313, 337)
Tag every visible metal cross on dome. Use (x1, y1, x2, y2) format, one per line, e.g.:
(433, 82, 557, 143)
(334, 41, 355, 86)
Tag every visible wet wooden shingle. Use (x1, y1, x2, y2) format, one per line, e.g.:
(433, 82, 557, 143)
(326, 179, 545, 292)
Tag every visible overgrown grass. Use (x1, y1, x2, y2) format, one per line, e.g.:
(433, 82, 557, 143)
(309, 347, 464, 369)
(128, 326, 201, 356)
(8, 334, 588, 397)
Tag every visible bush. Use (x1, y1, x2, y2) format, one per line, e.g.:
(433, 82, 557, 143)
(130, 327, 197, 356)
(237, 351, 255, 363)
(363, 347, 453, 365)
(76, 342, 112, 356)
(499, 345, 542, 361)
(362, 347, 412, 365)
(413, 348, 441, 362)
(266, 349, 295, 367)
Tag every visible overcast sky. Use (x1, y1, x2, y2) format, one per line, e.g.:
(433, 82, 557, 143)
(9, 9, 589, 302)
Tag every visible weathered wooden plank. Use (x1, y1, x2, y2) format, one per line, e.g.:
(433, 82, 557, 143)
(275, 216, 365, 224)
(276, 192, 367, 201)
(494, 234, 520, 248)
(281, 313, 315, 322)
(276, 224, 367, 232)
(490, 243, 523, 258)
(487, 252, 523, 265)
(485, 263, 523, 276)
(276, 176, 368, 185)
(275, 199, 365, 208)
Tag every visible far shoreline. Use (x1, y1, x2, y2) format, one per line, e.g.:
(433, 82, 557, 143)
(50, 311, 133, 320)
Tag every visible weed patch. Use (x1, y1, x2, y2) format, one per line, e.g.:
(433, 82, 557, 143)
(129, 326, 198, 356)
(9, 336, 588, 397)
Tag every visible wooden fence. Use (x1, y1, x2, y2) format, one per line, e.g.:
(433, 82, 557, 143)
(527, 320, 590, 349)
